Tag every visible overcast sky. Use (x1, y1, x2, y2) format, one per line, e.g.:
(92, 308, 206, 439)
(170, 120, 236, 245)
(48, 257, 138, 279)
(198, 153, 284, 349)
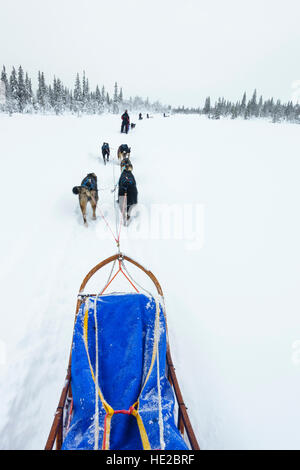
(1, 0, 299, 107)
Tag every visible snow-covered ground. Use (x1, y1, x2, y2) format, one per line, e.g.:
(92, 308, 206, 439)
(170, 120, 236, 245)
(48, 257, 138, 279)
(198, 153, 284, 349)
(0, 113, 299, 450)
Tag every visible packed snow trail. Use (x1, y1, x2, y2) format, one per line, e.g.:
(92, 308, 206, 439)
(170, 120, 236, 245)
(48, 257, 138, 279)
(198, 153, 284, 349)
(0, 114, 300, 449)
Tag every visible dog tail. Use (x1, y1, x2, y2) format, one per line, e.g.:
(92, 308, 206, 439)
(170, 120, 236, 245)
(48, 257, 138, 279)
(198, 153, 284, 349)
(72, 186, 80, 195)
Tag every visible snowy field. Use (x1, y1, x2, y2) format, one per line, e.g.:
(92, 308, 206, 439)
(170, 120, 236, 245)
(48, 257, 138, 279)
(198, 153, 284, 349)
(0, 113, 299, 450)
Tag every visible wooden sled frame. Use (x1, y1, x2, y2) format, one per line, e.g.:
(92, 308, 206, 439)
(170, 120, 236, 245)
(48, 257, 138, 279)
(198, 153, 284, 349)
(45, 253, 200, 450)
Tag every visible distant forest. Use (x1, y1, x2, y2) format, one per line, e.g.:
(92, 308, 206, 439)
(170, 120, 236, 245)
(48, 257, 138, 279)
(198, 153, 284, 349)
(173, 90, 300, 124)
(1, 65, 299, 124)
(0, 65, 170, 115)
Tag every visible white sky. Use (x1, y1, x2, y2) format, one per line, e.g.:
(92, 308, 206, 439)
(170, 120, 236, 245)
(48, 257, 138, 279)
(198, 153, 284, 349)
(1, 0, 299, 107)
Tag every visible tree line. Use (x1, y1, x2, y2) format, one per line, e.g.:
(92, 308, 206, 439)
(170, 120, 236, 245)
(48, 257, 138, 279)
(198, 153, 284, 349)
(173, 89, 300, 124)
(1, 66, 299, 124)
(0, 65, 169, 115)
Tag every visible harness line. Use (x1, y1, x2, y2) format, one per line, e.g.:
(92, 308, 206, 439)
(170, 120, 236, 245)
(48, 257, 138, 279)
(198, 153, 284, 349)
(112, 152, 119, 237)
(97, 190, 127, 253)
(100, 257, 139, 295)
(120, 260, 153, 298)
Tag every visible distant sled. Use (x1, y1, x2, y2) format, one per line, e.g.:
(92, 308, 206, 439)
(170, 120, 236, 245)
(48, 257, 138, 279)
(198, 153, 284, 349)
(45, 254, 199, 450)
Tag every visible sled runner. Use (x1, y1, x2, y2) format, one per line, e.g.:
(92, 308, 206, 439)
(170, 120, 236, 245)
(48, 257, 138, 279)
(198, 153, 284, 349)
(45, 254, 199, 450)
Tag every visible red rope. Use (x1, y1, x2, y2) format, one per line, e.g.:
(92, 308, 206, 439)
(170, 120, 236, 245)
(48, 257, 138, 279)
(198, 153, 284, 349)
(119, 266, 139, 293)
(96, 194, 138, 295)
(97, 205, 118, 244)
(100, 260, 139, 295)
(114, 406, 135, 415)
(100, 267, 121, 294)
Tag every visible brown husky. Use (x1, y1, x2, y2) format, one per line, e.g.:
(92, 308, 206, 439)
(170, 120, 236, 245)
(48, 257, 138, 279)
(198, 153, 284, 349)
(72, 173, 98, 226)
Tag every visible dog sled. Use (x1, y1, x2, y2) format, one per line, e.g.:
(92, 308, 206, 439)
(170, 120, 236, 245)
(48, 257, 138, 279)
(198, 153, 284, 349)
(45, 254, 199, 450)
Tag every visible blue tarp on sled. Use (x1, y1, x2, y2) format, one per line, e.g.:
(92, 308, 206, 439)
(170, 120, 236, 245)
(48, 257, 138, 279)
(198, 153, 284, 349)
(62, 293, 188, 450)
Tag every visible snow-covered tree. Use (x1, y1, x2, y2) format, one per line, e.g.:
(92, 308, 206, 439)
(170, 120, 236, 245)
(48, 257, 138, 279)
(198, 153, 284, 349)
(24, 72, 34, 111)
(118, 87, 123, 103)
(17, 66, 27, 112)
(0, 66, 10, 112)
(249, 89, 258, 117)
(113, 82, 119, 113)
(203, 96, 211, 115)
(241, 91, 247, 114)
(9, 67, 19, 112)
(37, 71, 48, 111)
(73, 73, 82, 114)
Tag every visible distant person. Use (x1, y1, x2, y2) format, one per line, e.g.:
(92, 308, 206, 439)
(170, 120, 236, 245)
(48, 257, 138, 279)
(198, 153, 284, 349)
(118, 158, 138, 224)
(146, 113, 149, 118)
(101, 142, 110, 165)
(121, 110, 130, 133)
(139, 113, 143, 120)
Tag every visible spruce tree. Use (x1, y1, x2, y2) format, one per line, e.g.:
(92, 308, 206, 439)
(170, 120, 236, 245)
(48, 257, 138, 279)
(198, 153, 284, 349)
(82, 71, 90, 112)
(101, 85, 105, 103)
(203, 96, 211, 115)
(24, 72, 33, 111)
(241, 91, 247, 116)
(249, 89, 258, 117)
(272, 99, 283, 123)
(37, 71, 48, 111)
(95, 85, 103, 113)
(258, 95, 263, 117)
(9, 67, 19, 112)
(244, 102, 251, 119)
(0, 66, 9, 111)
(113, 81, 119, 113)
(53, 76, 64, 114)
(1, 66, 9, 96)
(119, 87, 123, 103)
(17, 66, 26, 111)
(73, 73, 82, 114)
